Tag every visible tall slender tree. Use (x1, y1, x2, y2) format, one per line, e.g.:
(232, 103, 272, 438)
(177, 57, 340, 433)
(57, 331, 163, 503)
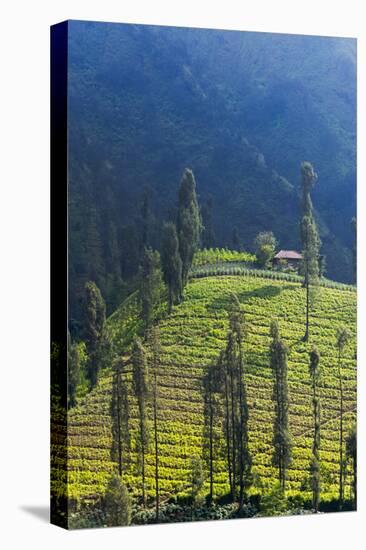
(270, 320, 291, 491)
(299, 162, 321, 342)
(190, 456, 205, 519)
(346, 424, 357, 509)
(132, 337, 150, 505)
(139, 247, 163, 333)
(201, 195, 215, 249)
(148, 325, 162, 521)
(161, 222, 182, 313)
(177, 168, 202, 289)
(83, 281, 109, 387)
(203, 359, 223, 504)
(309, 345, 321, 511)
(219, 295, 252, 507)
(351, 217, 357, 284)
(110, 358, 130, 477)
(336, 326, 351, 510)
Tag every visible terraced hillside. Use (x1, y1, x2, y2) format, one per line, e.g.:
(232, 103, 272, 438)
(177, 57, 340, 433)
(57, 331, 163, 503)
(52, 274, 356, 507)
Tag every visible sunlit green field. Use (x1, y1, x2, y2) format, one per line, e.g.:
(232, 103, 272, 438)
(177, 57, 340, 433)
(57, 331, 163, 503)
(52, 275, 356, 505)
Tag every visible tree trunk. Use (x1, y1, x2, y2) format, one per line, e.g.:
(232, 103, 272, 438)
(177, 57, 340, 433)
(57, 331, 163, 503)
(224, 375, 233, 499)
(304, 281, 309, 342)
(338, 351, 344, 511)
(116, 372, 122, 477)
(153, 380, 159, 521)
(209, 396, 214, 504)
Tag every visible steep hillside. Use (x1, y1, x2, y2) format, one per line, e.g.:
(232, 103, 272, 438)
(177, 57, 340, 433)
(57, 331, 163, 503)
(52, 274, 356, 507)
(67, 21, 356, 321)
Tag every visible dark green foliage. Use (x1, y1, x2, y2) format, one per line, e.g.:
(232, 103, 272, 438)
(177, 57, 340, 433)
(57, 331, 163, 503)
(203, 359, 223, 504)
(220, 295, 252, 507)
(190, 456, 205, 507)
(300, 162, 321, 341)
(270, 320, 291, 491)
(139, 247, 164, 333)
(104, 475, 131, 526)
(177, 168, 202, 289)
(201, 196, 215, 249)
(161, 222, 182, 313)
(148, 325, 162, 521)
(259, 483, 289, 517)
(67, 338, 88, 408)
(346, 424, 357, 509)
(351, 217, 356, 283)
(110, 358, 130, 477)
(309, 345, 321, 511)
(336, 326, 351, 510)
(68, 333, 80, 408)
(83, 281, 110, 387)
(132, 337, 150, 505)
(254, 231, 277, 268)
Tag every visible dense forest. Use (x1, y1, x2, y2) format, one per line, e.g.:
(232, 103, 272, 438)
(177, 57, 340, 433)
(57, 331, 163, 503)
(51, 21, 357, 529)
(67, 21, 356, 326)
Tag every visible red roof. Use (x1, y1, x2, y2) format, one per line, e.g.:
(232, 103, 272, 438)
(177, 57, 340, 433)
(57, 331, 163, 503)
(274, 250, 303, 260)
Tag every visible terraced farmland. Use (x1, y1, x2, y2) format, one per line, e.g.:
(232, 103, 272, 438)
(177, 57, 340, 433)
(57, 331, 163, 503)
(52, 275, 356, 507)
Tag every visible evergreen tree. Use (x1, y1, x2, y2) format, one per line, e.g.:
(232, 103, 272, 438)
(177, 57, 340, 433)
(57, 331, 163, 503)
(336, 326, 351, 510)
(177, 168, 202, 288)
(203, 359, 223, 504)
(110, 357, 130, 477)
(139, 247, 163, 333)
(300, 162, 321, 342)
(161, 222, 182, 313)
(68, 333, 80, 408)
(148, 325, 162, 521)
(309, 345, 321, 512)
(231, 227, 241, 251)
(201, 195, 215, 248)
(132, 337, 150, 505)
(351, 217, 357, 284)
(190, 456, 205, 519)
(83, 281, 109, 387)
(67, 336, 88, 408)
(346, 425, 357, 509)
(104, 475, 131, 527)
(219, 295, 252, 507)
(270, 320, 291, 491)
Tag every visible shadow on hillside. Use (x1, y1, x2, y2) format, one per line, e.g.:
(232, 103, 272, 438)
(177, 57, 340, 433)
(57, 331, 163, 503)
(206, 284, 296, 314)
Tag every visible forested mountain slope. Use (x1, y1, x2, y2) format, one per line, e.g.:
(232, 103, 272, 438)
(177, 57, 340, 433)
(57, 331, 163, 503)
(67, 21, 356, 320)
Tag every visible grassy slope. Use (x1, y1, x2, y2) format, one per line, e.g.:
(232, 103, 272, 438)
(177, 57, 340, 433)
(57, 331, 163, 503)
(54, 275, 356, 504)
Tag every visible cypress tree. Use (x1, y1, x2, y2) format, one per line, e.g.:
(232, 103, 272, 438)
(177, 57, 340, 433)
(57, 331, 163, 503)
(177, 168, 202, 288)
(336, 326, 351, 510)
(190, 456, 205, 519)
(201, 195, 215, 249)
(161, 222, 182, 313)
(148, 325, 162, 521)
(309, 345, 321, 512)
(270, 320, 291, 491)
(68, 333, 80, 408)
(351, 217, 356, 284)
(110, 358, 130, 478)
(139, 247, 163, 333)
(220, 295, 252, 506)
(203, 359, 223, 504)
(346, 425, 357, 509)
(83, 281, 109, 387)
(299, 162, 321, 342)
(132, 337, 150, 505)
